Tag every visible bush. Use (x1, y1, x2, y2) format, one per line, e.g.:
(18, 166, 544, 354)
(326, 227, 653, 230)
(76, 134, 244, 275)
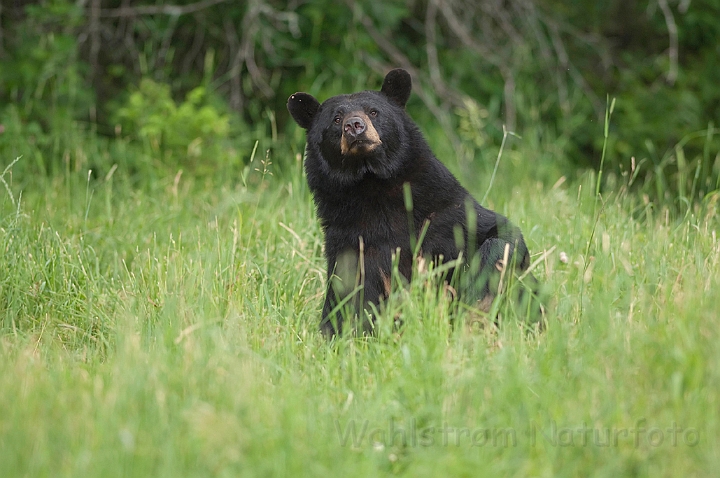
(114, 79, 232, 173)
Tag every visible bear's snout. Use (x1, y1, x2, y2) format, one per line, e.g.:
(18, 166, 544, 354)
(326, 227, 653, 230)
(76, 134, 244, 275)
(339, 111, 382, 155)
(343, 116, 366, 138)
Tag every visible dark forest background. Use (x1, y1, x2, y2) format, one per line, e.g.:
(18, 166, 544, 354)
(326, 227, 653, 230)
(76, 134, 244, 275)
(1, 0, 719, 208)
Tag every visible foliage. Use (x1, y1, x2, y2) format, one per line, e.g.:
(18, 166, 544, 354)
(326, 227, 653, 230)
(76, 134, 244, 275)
(0, 1, 89, 125)
(2, 0, 719, 207)
(114, 79, 233, 172)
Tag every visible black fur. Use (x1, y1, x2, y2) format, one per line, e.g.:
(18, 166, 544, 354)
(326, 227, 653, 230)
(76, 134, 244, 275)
(288, 69, 537, 337)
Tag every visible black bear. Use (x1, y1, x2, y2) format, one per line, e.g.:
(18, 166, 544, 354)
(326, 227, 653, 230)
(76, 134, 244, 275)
(288, 69, 538, 337)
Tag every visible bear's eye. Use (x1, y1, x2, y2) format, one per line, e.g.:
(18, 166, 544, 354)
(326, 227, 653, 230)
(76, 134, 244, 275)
(333, 116, 341, 124)
(369, 110, 378, 117)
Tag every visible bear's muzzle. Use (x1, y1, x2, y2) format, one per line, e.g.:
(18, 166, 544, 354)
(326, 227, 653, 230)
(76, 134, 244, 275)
(340, 111, 382, 155)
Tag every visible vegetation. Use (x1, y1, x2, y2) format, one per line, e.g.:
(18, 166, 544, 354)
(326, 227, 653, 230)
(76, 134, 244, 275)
(0, 1, 719, 476)
(2, 0, 719, 203)
(2, 135, 718, 475)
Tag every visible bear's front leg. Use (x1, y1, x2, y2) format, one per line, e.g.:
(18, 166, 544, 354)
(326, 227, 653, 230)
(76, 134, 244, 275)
(320, 245, 394, 337)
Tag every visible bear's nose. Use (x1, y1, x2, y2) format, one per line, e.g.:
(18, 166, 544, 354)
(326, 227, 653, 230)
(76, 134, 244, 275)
(343, 116, 366, 138)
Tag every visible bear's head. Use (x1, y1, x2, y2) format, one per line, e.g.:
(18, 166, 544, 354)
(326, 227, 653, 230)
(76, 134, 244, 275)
(287, 69, 415, 184)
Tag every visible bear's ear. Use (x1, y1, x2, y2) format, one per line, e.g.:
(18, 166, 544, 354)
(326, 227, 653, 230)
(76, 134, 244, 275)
(287, 93, 320, 130)
(380, 68, 412, 108)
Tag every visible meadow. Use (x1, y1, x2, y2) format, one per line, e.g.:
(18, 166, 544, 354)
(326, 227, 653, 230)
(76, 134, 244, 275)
(0, 122, 718, 476)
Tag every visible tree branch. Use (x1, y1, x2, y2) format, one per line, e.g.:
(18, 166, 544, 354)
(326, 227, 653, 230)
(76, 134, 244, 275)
(100, 0, 229, 18)
(657, 0, 679, 85)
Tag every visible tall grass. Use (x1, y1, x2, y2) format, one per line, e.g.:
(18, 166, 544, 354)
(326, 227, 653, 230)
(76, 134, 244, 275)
(0, 122, 718, 476)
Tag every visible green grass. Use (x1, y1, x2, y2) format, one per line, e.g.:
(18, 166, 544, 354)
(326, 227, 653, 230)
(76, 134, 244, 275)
(1, 131, 718, 477)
